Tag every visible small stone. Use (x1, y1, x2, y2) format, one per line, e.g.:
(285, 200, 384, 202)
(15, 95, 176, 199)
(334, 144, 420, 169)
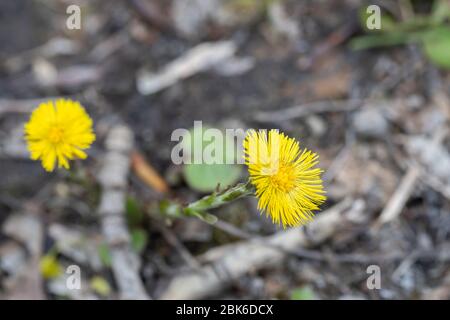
(353, 108, 389, 139)
(405, 94, 424, 111)
(306, 115, 327, 137)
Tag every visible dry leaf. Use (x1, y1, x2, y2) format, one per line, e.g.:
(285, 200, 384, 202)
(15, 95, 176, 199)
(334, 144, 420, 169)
(131, 151, 169, 193)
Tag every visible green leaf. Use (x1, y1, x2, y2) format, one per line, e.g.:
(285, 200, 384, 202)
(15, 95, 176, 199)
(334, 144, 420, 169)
(131, 228, 148, 254)
(350, 32, 411, 50)
(421, 27, 450, 69)
(98, 243, 112, 267)
(181, 124, 239, 164)
(184, 164, 242, 193)
(290, 286, 316, 300)
(181, 124, 242, 193)
(189, 210, 219, 224)
(126, 196, 144, 227)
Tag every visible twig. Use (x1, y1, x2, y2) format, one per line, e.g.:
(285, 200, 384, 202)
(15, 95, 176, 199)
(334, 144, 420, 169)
(0, 98, 62, 116)
(127, 0, 173, 33)
(2, 207, 45, 299)
(88, 30, 129, 62)
(282, 247, 450, 265)
(136, 41, 237, 95)
(212, 219, 256, 240)
(422, 175, 450, 201)
(97, 125, 149, 299)
(375, 165, 421, 228)
(298, 18, 358, 70)
(253, 98, 364, 122)
(154, 222, 201, 269)
(159, 199, 352, 299)
(323, 133, 355, 183)
(376, 124, 448, 228)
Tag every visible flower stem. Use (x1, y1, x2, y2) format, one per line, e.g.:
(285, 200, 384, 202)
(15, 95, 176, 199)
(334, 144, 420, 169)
(160, 182, 255, 224)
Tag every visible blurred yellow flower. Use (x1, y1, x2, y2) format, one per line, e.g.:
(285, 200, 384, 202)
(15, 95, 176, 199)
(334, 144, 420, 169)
(243, 129, 326, 228)
(40, 254, 62, 279)
(90, 276, 112, 297)
(24, 99, 95, 172)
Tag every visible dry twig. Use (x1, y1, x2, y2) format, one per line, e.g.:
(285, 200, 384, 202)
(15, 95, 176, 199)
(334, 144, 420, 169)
(131, 151, 169, 194)
(160, 199, 353, 299)
(375, 165, 421, 228)
(97, 125, 149, 299)
(2, 209, 45, 299)
(253, 99, 363, 122)
(136, 41, 236, 95)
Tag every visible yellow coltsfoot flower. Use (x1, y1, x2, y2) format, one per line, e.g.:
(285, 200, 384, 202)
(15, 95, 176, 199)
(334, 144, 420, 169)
(243, 129, 326, 228)
(24, 99, 95, 172)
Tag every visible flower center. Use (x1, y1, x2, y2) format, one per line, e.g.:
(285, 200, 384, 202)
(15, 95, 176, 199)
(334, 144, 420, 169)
(48, 126, 65, 144)
(263, 164, 295, 192)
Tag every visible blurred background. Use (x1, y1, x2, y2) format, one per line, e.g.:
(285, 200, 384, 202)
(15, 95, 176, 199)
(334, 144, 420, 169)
(0, 0, 449, 300)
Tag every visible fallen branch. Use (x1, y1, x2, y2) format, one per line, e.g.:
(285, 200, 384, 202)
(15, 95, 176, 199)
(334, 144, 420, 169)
(97, 125, 149, 299)
(159, 199, 353, 299)
(253, 99, 363, 122)
(136, 41, 236, 95)
(127, 0, 173, 33)
(376, 126, 448, 228)
(2, 210, 45, 299)
(0, 98, 62, 116)
(375, 165, 421, 228)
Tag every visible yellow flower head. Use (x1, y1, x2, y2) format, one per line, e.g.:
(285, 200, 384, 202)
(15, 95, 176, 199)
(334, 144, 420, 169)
(40, 254, 62, 279)
(243, 129, 326, 228)
(24, 99, 95, 172)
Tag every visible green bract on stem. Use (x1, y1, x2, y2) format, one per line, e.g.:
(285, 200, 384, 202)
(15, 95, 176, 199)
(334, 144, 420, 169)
(160, 182, 255, 224)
